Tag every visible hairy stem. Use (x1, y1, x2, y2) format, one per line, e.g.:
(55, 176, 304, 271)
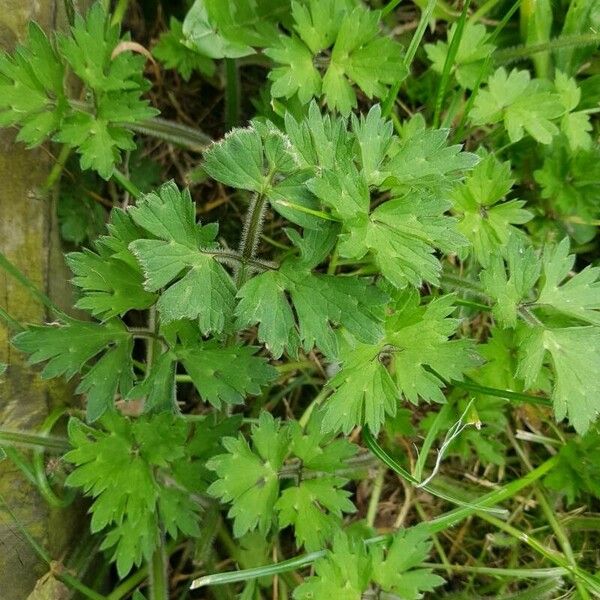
(236, 187, 272, 288)
(125, 116, 212, 152)
(495, 33, 600, 65)
(0, 429, 70, 452)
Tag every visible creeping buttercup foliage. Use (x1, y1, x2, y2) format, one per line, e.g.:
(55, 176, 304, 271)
(64, 412, 241, 576)
(4, 1, 600, 598)
(0, 3, 157, 178)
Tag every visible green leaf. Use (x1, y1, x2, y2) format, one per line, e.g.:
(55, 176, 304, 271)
(153, 17, 215, 80)
(266, 36, 321, 103)
(289, 0, 345, 54)
(293, 532, 371, 600)
(235, 270, 299, 358)
(57, 3, 150, 95)
(386, 125, 480, 191)
(536, 238, 600, 326)
(183, 0, 253, 58)
(517, 326, 600, 434)
(77, 337, 134, 421)
(127, 350, 176, 414)
(0, 2, 155, 176)
(12, 318, 129, 379)
(471, 67, 564, 144)
(65, 412, 200, 577)
(296, 113, 475, 289)
(51, 3, 157, 177)
(480, 238, 541, 328)
(236, 256, 385, 359)
(351, 104, 394, 187)
(57, 3, 116, 90)
(266, 1, 405, 114)
(323, 343, 398, 435)
(534, 145, 600, 244)
(545, 430, 600, 504)
(342, 195, 466, 288)
(57, 191, 105, 246)
(54, 111, 136, 180)
(561, 109, 592, 151)
(183, 0, 290, 59)
(452, 153, 532, 266)
(129, 181, 235, 333)
(293, 526, 441, 599)
(12, 318, 133, 421)
(425, 22, 494, 89)
(288, 414, 357, 472)
(0, 22, 66, 146)
(324, 292, 480, 434)
(67, 248, 156, 319)
(203, 124, 298, 192)
(177, 342, 276, 408)
(275, 478, 355, 551)
(323, 6, 406, 115)
(482, 237, 600, 328)
(371, 526, 445, 599)
(284, 101, 353, 170)
(555, 70, 592, 151)
(207, 412, 289, 537)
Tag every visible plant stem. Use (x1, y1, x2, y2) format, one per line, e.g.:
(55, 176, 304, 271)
(236, 183, 273, 288)
(0, 429, 70, 452)
(110, 0, 129, 26)
(383, 0, 437, 116)
(421, 563, 567, 578)
(508, 430, 590, 600)
(273, 200, 339, 222)
(382, 0, 402, 16)
(414, 402, 451, 482)
(476, 512, 600, 595)
(1, 447, 37, 486)
(439, 272, 487, 297)
(471, 0, 503, 21)
(43, 144, 72, 191)
(112, 170, 142, 200)
(416, 455, 558, 532)
(210, 251, 277, 273)
(433, 0, 472, 128)
(108, 541, 179, 600)
(451, 378, 552, 407)
(125, 116, 211, 152)
(32, 408, 75, 508)
(494, 33, 600, 65)
(414, 500, 452, 577)
(366, 467, 385, 527)
(536, 489, 590, 599)
(363, 427, 507, 515)
(149, 535, 169, 600)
